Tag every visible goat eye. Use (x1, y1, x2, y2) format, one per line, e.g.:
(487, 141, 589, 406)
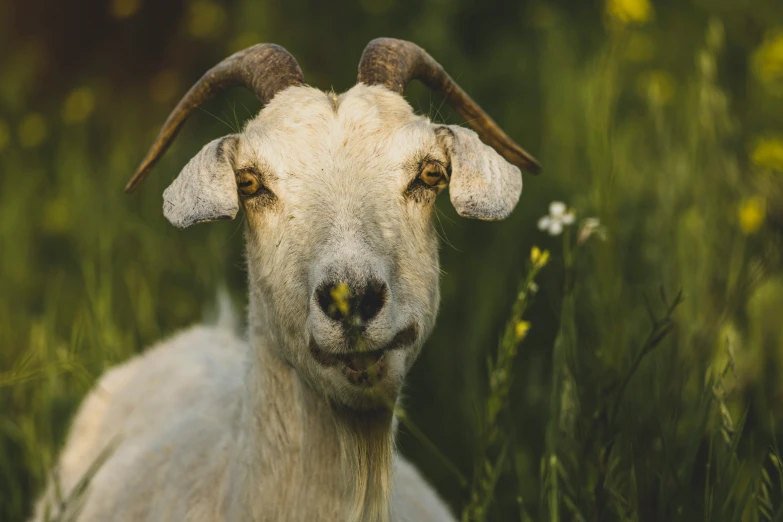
(419, 162, 447, 187)
(237, 170, 263, 197)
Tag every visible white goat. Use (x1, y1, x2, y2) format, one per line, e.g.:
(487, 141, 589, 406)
(31, 39, 540, 522)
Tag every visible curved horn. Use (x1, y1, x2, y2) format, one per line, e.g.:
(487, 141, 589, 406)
(357, 38, 541, 174)
(125, 43, 304, 193)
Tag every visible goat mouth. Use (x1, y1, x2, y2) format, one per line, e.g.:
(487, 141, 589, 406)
(344, 350, 385, 373)
(309, 323, 419, 374)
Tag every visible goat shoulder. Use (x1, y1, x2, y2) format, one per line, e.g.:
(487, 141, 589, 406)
(392, 457, 456, 521)
(30, 325, 247, 522)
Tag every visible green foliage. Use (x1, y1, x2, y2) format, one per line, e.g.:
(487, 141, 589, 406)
(462, 247, 547, 522)
(2, 1, 783, 521)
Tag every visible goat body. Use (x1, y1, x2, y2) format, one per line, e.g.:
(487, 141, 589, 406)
(32, 39, 535, 522)
(32, 323, 454, 521)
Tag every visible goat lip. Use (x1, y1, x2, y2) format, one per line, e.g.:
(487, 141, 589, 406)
(309, 344, 387, 370)
(343, 350, 385, 373)
(309, 323, 419, 369)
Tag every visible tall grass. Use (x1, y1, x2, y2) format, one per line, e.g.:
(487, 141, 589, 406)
(457, 14, 783, 522)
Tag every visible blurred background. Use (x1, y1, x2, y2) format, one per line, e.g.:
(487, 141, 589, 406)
(2, 0, 783, 520)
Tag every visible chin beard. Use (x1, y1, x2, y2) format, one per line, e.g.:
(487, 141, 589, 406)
(331, 403, 396, 522)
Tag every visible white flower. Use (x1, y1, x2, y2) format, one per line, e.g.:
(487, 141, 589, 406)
(537, 201, 576, 236)
(577, 217, 608, 244)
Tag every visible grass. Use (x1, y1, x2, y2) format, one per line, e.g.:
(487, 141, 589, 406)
(2, 4, 783, 522)
(458, 14, 783, 521)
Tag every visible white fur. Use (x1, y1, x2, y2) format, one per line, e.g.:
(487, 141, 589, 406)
(440, 126, 522, 220)
(32, 84, 522, 521)
(31, 324, 452, 521)
(163, 136, 240, 228)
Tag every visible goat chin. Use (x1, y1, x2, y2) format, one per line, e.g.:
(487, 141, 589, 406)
(29, 321, 455, 522)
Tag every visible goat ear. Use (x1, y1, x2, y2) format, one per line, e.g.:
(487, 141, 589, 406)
(162, 136, 240, 229)
(436, 125, 522, 221)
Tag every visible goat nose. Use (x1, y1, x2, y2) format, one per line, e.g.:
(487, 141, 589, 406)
(315, 280, 388, 325)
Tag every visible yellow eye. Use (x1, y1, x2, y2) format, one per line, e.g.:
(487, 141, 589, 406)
(420, 161, 447, 187)
(237, 170, 262, 196)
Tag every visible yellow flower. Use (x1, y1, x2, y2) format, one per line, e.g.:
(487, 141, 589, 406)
(752, 30, 783, 94)
(0, 119, 10, 151)
(330, 283, 351, 317)
(738, 196, 766, 235)
(636, 70, 676, 106)
(187, 0, 227, 39)
(18, 113, 48, 149)
(62, 87, 96, 124)
(109, 0, 141, 19)
(751, 137, 783, 172)
(530, 246, 550, 268)
(514, 321, 531, 341)
(606, 0, 653, 26)
(531, 246, 541, 263)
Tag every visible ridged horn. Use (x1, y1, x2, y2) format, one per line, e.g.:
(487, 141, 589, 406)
(357, 37, 540, 174)
(125, 43, 304, 193)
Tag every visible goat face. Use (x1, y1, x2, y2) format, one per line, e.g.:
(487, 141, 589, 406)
(130, 41, 538, 411)
(159, 84, 523, 410)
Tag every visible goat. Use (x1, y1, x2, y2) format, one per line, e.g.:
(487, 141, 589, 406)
(31, 38, 540, 522)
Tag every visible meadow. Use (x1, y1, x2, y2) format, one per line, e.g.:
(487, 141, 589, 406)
(2, 0, 783, 520)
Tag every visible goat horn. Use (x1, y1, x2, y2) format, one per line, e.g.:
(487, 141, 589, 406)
(357, 38, 541, 174)
(125, 43, 304, 193)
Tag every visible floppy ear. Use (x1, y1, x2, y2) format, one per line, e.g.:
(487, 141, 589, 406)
(162, 135, 240, 228)
(437, 126, 523, 221)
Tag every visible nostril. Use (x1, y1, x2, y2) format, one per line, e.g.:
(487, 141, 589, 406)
(316, 282, 350, 322)
(358, 280, 387, 323)
(314, 280, 388, 325)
